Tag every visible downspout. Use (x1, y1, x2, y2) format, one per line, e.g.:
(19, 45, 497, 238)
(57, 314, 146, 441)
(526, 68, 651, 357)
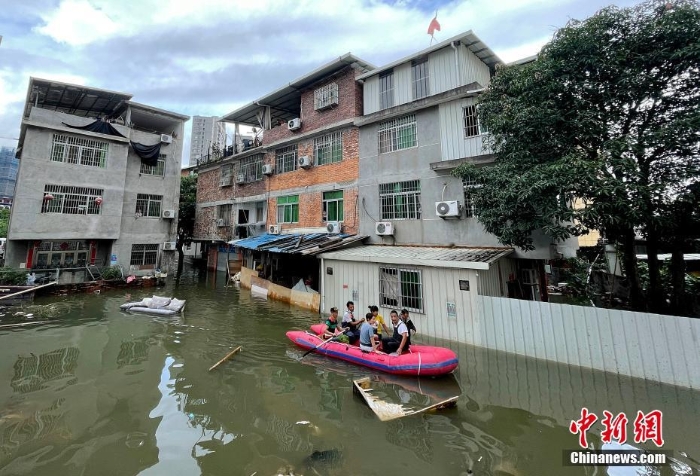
(451, 41, 461, 86)
(320, 257, 325, 313)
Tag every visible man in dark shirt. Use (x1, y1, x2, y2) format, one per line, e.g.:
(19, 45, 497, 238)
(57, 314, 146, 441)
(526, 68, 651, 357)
(400, 308, 417, 336)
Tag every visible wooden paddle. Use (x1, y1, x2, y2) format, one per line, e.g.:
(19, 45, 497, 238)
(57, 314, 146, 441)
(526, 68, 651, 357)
(302, 334, 339, 358)
(208, 346, 242, 371)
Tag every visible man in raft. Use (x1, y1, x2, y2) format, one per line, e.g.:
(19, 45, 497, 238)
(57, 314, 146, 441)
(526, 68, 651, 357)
(381, 310, 411, 355)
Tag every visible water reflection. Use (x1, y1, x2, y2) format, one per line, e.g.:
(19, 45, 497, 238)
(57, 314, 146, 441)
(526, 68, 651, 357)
(11, 347, 79, 394)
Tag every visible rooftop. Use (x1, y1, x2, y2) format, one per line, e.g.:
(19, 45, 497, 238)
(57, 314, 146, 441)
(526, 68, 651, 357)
(231, 232, 367, 256)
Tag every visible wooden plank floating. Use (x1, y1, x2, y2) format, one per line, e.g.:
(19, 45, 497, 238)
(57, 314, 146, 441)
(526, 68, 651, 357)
(352, 377, 458, 422)
(0, 282, 56, 301)
(208, 346, 242, 371)
(0, 320, 50, 329)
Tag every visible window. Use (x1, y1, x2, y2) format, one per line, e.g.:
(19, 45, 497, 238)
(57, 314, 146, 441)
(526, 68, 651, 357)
(412, 57, 429, 100)
(140, 154, 166, 176)
(130, 244, 159, 267)
(220, 164, 233, 186)
(35, 241, 88, 268)
(379, 180, 421, 220)
(462, 176, 480, 217)
(240, 154, 263, 182)
(275, 145, 297, 174)
(463, 105, 486, 138)
(378, 115, 417, 153)
(51, 134, 108, 168)
(276, 195, 299, 223)
(379, 71, 395, 110)
(255, 202, 265, 223)
(217, 204, 232, 225)
(136, 194, 162, 217)
(314, 132, 343, 165)
(323, 190, 343, 222)
(41, 185, 103, 215)
(314, 82, 339, 110)
(379, 267, 423, 312)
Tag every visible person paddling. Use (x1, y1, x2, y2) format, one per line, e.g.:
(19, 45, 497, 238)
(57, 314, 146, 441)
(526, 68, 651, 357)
(322, 307, 343, 339)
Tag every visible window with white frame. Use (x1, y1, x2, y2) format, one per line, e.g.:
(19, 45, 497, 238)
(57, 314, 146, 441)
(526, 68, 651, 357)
(462, 176, 481, 217)
(322, 190, 343, 222)
(220, 164, 233, 186)
(135, 194, 162, 217)
(379, 180, 421, 220)
(240, 154, 263, 182)
(314, 82, 339, 110)
(378, 114, 417, 153)
(275, 145, 297, 174)
(50, 134, 108, 168)
(462, 105, 486, 138)
(277, 195, 299, 223)
(130, 244, 159, 267)
(379, 71, 395, 110)
(35, 240, 89, 268)
(412, 57, 430, 100)
(41, 185, 103, 215)
(217, 204, 232, 225)
(379, 267, 423, 312)
(314, 132, 343, 165)
(140, 154, 166, 176)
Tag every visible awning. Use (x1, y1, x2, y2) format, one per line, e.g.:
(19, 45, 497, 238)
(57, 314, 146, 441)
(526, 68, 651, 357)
(232, 233, 367, 256)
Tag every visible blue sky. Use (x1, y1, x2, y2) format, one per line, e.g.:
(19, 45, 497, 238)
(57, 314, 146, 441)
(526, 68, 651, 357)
(0, 0, 640, 165)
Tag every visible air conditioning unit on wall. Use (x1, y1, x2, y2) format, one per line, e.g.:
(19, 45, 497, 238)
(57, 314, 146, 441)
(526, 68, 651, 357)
(162, 209, 176, 219)
(287, 118, 301, 131)
(375, 221, 394, 236)
(435, 200, 461, 218)
(160, 134, 172, 144)
(216, 218, 226, 227)
(163, 241, 176, 250)
(298, 156, 312, 168)
(236, 174, 246, 184)
(326, 222, 341, 234)
(269, 224, 281, 234)
(262, 164, 274, 175)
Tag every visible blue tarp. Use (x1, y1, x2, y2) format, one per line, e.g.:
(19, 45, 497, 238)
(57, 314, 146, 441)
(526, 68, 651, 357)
(232, 232, 355, 254)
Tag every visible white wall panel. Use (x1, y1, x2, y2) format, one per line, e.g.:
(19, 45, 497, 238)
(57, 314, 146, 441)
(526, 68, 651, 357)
(459, 44, 492, 87)
(428, 47, 457, 95)
(363, 75, 380, 115)
(394, 62, 412, 107)
(439, 97, 488, 162)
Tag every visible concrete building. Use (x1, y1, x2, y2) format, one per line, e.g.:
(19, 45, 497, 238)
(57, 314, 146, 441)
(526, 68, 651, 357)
(0, 146, 18, 208)
(6, 78, 188, 280)
(189, 116, 226, 166)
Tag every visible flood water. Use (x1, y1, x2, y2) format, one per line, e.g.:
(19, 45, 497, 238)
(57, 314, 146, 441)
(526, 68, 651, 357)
(1, 266, 699, 476)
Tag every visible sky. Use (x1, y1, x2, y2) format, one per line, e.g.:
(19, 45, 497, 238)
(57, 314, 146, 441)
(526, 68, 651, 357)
(0, 0, 640, 166)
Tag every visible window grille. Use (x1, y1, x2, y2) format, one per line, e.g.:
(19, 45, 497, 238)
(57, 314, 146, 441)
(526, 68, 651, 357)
(217, 204, 232, 225)
(314, 132, 343, 165)
(314, 82, 339, 110)
(322, 190, 344, 222)
(220, 164, 233, 186)
(130, 244, 159, 266)
(379, 267, 423, 312)
(462, 105, 486, 138)
(140, 154, 166, 176)
(379, 71, 395, 110)
(276, 195, 299, 223)
(462, 176, 481, 217)
(240, 154, 263, 182)
(34, 240, 89, 268)
(135, 194, 162, 217)
(379, 180, 421, 220)
(50, 134, 108, 168)
(41, 185, 103, 215)
(275, 145, 297, 174)
(378, 114, 417, 153)
(412, 57, 430, 100)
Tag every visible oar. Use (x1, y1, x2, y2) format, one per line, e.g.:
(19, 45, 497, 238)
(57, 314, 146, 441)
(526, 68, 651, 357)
(302, 334, 339, 358)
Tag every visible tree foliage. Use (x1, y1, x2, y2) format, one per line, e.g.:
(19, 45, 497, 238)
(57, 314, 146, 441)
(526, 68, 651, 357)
(0, 208, 9, 238)
(454, 0, 700, 313)
(176, 174, 197, 273)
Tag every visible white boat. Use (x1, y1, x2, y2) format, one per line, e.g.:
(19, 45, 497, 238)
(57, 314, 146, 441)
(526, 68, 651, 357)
(120, 295, 186, 316)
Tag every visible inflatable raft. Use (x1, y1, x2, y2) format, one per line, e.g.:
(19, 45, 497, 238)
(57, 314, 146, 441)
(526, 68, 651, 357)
(120, 295, 186, 316)
(287, 324, 458, 376)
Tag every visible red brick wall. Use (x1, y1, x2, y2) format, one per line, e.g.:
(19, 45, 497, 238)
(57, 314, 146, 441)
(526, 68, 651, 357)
(267, 186, 358, 235)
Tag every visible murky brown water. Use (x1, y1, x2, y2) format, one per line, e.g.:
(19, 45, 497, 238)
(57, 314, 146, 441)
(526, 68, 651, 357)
(0, 266, 698, 476)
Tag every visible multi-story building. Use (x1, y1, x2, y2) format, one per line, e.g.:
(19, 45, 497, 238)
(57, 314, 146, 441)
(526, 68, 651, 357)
(0, 146, 18, 208)
(6, 78, 188, 280)
(189, 116, 226, 166)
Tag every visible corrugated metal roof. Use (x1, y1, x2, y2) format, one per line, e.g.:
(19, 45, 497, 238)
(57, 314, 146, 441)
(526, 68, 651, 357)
(232, 233, 367, 256)
(318, 245, 513, 270)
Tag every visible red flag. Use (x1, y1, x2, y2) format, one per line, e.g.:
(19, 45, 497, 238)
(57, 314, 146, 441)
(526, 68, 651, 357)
(427, 15, 440, 37)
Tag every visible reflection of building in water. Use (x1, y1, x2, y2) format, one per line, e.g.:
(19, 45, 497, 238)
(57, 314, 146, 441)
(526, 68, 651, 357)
(116, 337, 151, 368)
(11, 347, 80, 394)
(385, 418, 433, 463)
(0, 398, 70, 462)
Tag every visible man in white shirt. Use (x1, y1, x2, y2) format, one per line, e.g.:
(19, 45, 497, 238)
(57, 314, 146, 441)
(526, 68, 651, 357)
(381, 310, 410, 355)
(341, 301, 362, 343)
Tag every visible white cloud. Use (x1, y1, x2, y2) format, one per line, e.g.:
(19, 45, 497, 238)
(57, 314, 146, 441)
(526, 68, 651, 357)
(34, 0, 119, 46)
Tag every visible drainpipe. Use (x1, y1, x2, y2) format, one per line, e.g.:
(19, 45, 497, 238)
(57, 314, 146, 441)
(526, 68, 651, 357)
(320, 257, 325, 313)
(451, 41, 461, 86)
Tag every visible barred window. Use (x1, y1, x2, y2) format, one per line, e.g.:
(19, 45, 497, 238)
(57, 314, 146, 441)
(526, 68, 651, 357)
(275, 145, 297, 174)
(412, 57, 429, 100)
(314, 132, 343, 165)
(379, 267, 423, 313)
(314, 82, 339, 110)
(378, 115, 417, 153)
(463, 176, 481, 217)
(140, 154, 166, 176)
(35, 240, 89, 268)
(277, 195, 299, 223)
(41, 185, 103, 215)
(323, 190, 343, 222)
(130, 244, 159, 267)
(379, 180, 421, 220)
(217, 204, 232, 225)
(136, 194, 162, 217)
(379, 71, 395, 110)
(51, 134, 108, 168)
(220, 164, 233, 186)
(463, 105, 486, 138)
(240, 154, 263, 182)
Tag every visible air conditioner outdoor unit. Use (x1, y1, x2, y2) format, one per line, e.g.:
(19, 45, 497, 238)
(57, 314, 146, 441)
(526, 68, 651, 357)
(269, 224, 281, 235)
(236, 173, 246, 184)
(163, 241, 176, 250)
(435, 200, 461, 218)
(262, 164, 274, 175)
(375, 221, 394, 236)
(162, 209, 176, 219)
(287, 118, 301, 130)
(160, 134, 172, 144)
(298, 155, 312, 168)
(216, 218, 226, 227)
(326, 222, 341, 234)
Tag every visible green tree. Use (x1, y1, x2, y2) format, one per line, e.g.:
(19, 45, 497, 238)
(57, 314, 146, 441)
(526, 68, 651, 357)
(454, 0, 700, 313)
(0, 208, 9, 238)
(177, 174, 197, 275)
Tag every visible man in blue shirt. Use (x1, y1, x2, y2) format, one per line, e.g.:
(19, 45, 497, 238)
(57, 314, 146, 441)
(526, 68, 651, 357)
(359, 312, 378, 352)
